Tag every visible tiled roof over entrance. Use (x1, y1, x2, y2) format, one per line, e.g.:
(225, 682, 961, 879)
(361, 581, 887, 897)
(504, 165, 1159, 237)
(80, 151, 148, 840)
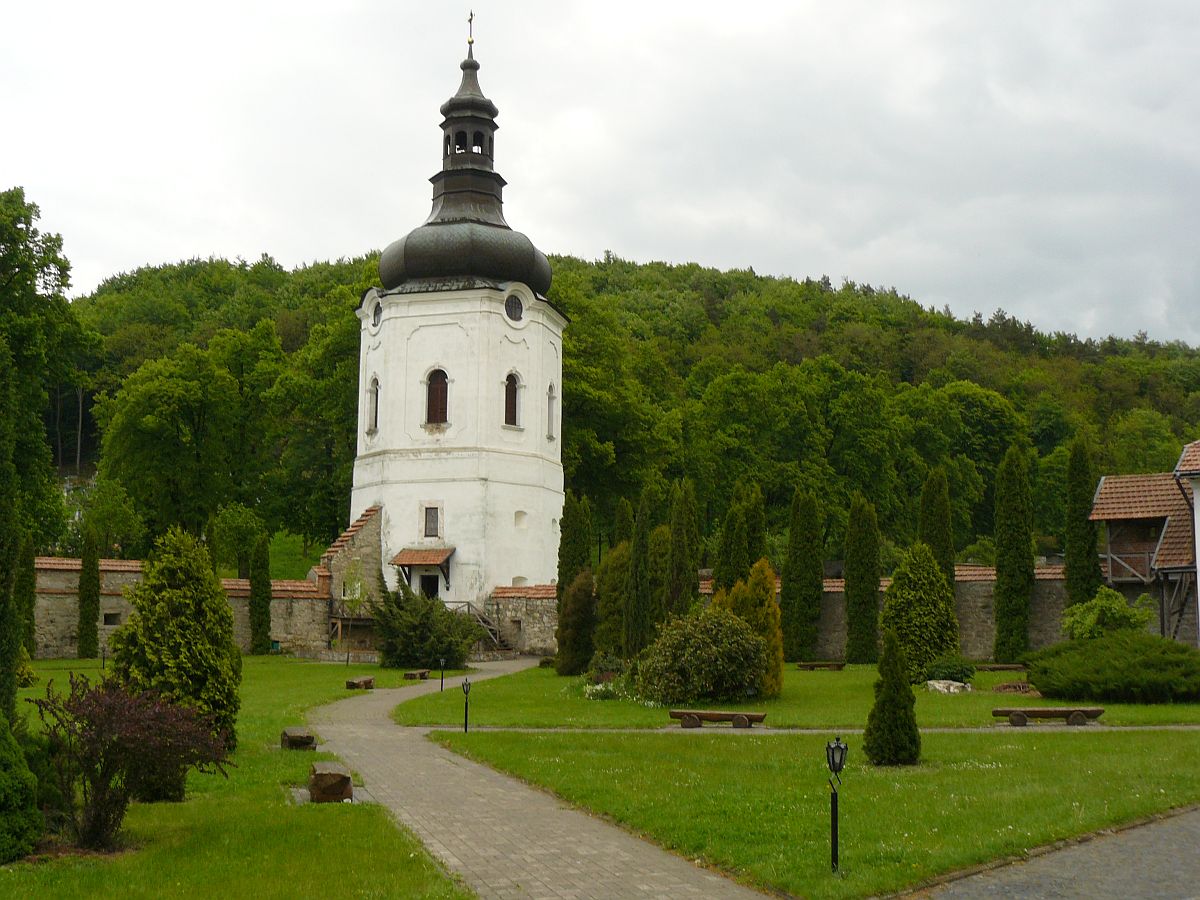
(391, 547, 456, 567)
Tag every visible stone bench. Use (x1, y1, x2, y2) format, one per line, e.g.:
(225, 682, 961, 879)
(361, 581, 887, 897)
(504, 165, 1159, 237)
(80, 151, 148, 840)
(346, 675, 375, 690)
(992, 707, 1104, 727)
(280, 726, 316, 750)
(404, 669, 431, 680)
(796, 661, 845, 671)
(309, 762, 353, 803)
(669, 710, 767, 729)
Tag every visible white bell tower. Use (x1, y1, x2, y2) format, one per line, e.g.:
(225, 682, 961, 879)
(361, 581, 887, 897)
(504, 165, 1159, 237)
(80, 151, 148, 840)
(349, 40, 565, 607)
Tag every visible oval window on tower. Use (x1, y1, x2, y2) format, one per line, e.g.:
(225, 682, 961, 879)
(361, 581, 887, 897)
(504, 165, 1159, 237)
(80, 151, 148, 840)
(372, 302, 382, 327)
(504, 294, 523, 321)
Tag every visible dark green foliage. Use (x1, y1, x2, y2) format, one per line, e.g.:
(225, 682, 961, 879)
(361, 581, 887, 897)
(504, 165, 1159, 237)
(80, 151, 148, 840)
(14, 535, 36, 656)
(557, 491, 592, 603)
(925, 654, 976, 684)
(593, 540, 630, 655)
(623, 491, 654, 657)
(666, 480, 701, 617)
(110, 529, 242, 750)
(0, 338, 20, 723)
(1027, 632, 1200, 704)
(1064, 435, 1102, 607)
(881, 542, 960, 682)
(863, 629, 921, 766)
(635, 606, 768, 706)
(993, 445, 1034, 662)
(77, 530, 100, 660)
(780, 489, 823, 661)
(1061, 587, 1154, 641)
(77, 477, 145, 558)
(611, 497, 635, 547)
(0, 713, 39, 863)
(712, 558, 784, 697)
(647, 524, 672, 626)
(371, 580, 484, 670)
(248, 532, 272, 654)
(555, 569, 596, 676)
(212, 502, 265, 579)
(844, 493, 881, 664)
(713, 505, 750, 593)
(918, 467, 955, 588)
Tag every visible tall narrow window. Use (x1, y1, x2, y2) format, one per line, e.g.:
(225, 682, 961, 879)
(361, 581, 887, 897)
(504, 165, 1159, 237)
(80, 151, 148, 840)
(546, 383, 557, 440)
(367, 377, 379, 433)
(454, 131, 467, 153)
(472, 131, 485, 153)
(426, 369, 448, 424)
(424, 506, 439, 538)
(504, 373, 519, 426)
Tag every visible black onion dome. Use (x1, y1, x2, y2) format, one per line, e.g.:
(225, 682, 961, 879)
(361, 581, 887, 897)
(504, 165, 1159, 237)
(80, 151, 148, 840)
(379, 46, 552, 295)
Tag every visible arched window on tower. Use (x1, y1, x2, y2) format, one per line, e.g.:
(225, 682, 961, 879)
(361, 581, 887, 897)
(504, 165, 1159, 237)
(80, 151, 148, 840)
(472, 131, 485, 153)
(546, 383, 557, 440)
(426, 370, 448, 424)
(367, 377, 380, 434)
(454, 131, 467, 153)
(504, 373, 520, 426)
(444, 133, 451, 156)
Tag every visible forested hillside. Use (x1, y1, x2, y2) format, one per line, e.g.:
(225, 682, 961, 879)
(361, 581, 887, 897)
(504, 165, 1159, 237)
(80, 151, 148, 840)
(48, 248, 1200, 565)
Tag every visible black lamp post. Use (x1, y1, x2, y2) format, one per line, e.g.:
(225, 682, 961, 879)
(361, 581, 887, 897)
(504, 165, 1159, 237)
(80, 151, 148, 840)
(440, 657, 446, 691)
(462, 677, 472, 733)
(826, 736, 848, 874)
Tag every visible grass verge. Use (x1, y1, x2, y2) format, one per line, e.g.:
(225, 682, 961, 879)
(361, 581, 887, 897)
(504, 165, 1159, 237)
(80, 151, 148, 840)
(2, 657, 473, 899)
(394, 665, 1200, 729)
(433, 728, 1200, 899)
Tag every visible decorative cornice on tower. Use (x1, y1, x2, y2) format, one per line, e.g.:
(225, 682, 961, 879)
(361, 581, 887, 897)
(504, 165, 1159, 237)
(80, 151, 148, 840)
(378, 40, 552, 295)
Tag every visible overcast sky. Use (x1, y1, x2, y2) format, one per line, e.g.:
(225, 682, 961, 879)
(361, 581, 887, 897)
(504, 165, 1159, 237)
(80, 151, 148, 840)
(4, 2, 1198, 344)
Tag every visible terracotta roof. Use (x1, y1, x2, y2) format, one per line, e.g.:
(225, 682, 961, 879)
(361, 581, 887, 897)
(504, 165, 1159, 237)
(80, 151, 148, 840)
(320, 505, 381, 567)
(391, 546, 456, 567)
(490, 584, 558, 600)
(35, 557, 142, 573)
(221, 578, 324, 599)
(1091, 473, 1194, 572)
(699, 563, 1066, 596)
(1177, 441, 1200, 477)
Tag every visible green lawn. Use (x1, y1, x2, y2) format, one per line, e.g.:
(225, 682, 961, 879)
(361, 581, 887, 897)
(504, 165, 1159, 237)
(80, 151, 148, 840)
(3, 657, 472, 900)
(394, 664, 1200, 729)
(215, 531, 321, 580)
(434, 728, 1200, 899)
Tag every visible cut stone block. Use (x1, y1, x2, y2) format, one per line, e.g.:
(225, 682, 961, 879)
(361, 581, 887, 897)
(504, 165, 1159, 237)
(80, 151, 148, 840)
(309, 762, 353, 803)
(346, 675, 375, 690)
(281, 727, 316, 750)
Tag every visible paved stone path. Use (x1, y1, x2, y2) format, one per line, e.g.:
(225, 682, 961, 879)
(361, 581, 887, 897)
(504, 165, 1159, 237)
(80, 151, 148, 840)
(309, 658, 762, 899)
(926, 806, 1200, 899)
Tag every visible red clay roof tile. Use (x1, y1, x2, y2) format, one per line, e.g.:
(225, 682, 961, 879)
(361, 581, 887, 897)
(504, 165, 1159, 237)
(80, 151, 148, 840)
(1177, 441, 1200, 477)
(391, 547, 456, 567)
(490, 584, 558, 600)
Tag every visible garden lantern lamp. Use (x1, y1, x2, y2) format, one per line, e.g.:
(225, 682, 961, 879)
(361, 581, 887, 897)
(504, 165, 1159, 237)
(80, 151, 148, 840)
(826, 736, 848, 874)
(462, 677, 472, 733)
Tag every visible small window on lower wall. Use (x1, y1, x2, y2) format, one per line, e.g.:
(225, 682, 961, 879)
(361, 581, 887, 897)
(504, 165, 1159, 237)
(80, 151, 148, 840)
(103, 613, 120, 626)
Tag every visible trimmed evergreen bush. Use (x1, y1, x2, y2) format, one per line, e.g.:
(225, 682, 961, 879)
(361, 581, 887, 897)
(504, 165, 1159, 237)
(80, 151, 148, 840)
(0, 713, 39, 863)
(635, 606, 768, 706)
(555, 569, 596, 676)
(993, 444, 1034, 662)
(248, 532, 272, 654)
(372, 580, 484, 670)
(880, 542, 959, 682)
(781, 489, 823, 662)
(1062, 587, 1153, 641)
(863, 629, 920, 766)
(918, 467, 955, 589)
(593, 540, 630, 656)
(556, 491, 592, 603)
(924, 653, 976, 684)
(77, 530, 100, 659)
(14, 535, 35, 656)
(611, 497, 634, 547)
(623, 491, 654, 657)
(1027, 632, 1200, 703)
(1064, 434, 1102, 607)
(844, 493, 881, 663)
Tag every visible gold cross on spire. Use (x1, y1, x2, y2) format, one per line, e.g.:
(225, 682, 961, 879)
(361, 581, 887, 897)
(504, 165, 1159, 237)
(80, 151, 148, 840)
(468, 10, 474, 45)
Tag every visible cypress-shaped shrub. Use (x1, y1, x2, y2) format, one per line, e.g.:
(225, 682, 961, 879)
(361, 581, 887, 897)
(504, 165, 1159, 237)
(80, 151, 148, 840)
(714, 558, 784, 698)
(1027, 632, 1200, 703)
(623, 492, 654, 657)
(77, 530, 100, 659)
(0, 712, 40, 863)
(844, 493, 881, 663)
(593, 540, 630, 655)
(781, 488, 823, 661)
(666, 480, 701, 617)
(648, 523, 672, 626)
(611, 497, 635, 547)
(1064, 434, 1102, 607)
(917, 467, 955, 589)
(863, 630, 920, 766)
(880, 542, 959, 682)
(713, 504, 750, 592)
(555, 569, 595, 676)
(557, 491, 592, 604)
(248, 532, 272, 654)
(993, 445, 1034, 662)
(14, 535, 36, 656)
(635, 606, 768, 706)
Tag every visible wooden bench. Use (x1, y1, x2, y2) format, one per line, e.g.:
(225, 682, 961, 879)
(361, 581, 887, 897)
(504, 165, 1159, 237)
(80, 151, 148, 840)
(796, 662, 845, 671)
(975, 663, 1027, 672)
(403, 669, 431, 681)
(669, 710, 767, 729)
(992, 707, 1104, 727)
(345, 675, 375, 690)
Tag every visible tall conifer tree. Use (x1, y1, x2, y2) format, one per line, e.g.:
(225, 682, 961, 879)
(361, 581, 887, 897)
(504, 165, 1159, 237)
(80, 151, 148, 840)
(844, 493, 881, 663)
(623, 491, 654, 657)
(918, 466, 955, 589)
(1064, 434, 1102, 606)
(248, 532, 272, 654)
(14, 535, 36, 656)
(556, 491, 592, 603)
(77, 530, 100, 659)
(863, 629, 920, 766)
(555, 569, 595, 676)
(667, 480, 700, 617)
(781, 489, 823, 661)
(993, 445, 1034, 661)
(0, 338, 20, 720)
(611, 497, 635, 547)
